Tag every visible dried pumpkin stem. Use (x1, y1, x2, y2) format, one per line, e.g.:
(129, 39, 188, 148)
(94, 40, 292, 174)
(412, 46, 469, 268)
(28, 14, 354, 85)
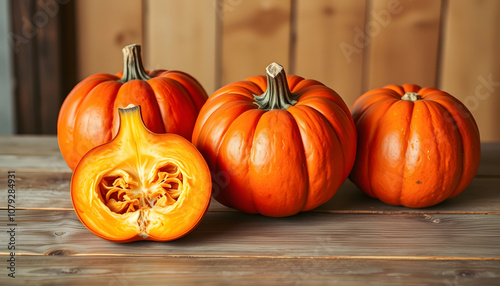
(254, 62, 298, 110)
(119, 44, 151, 83)
(401, 92, 421, 102)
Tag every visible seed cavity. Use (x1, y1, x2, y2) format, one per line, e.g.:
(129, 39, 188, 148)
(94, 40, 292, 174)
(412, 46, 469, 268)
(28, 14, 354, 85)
(99, 163, 184, 214)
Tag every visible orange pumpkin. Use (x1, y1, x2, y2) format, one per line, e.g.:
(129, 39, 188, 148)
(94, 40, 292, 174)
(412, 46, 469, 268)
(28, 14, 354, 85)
(350, 84, 481, 208)
(192, 62, 356, 217)
(71, 105, 211, 242)
(58, 44, 208, 170)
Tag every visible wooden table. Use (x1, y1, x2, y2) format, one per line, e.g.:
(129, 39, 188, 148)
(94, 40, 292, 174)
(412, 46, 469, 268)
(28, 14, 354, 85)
(1, 136, 499, 285)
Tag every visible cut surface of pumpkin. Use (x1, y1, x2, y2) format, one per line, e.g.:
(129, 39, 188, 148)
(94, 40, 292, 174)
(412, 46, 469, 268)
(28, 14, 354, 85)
(71, 105, 211, 242)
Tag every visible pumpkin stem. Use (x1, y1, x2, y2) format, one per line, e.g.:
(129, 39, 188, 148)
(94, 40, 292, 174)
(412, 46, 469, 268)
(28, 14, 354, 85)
(401, 92, 421, 102)
(254, 62, 298, 110)
(119, 44, 151, 83)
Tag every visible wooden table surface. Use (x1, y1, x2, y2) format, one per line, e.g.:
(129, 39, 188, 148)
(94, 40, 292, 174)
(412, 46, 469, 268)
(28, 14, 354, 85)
(0, 136, 499, 285)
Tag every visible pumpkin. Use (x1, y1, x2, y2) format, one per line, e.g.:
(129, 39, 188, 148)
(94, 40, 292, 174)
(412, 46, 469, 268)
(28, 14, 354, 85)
(350, 84, 481, 208)
(192, 62, 356, 217)
(57, 44, 208, 170)
(71, 105, 211, 242)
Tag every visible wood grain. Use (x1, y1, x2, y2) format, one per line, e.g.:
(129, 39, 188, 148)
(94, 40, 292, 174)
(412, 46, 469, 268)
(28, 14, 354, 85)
(1, 170, 499, 214)
(10, 0, 41, 134)
(0, 171, 72, 210)
(4, 256, 499, 285)
(75, 0, 143, 80)
(0, 0, 14, 135)
(1, 210, 499, 258)
(438, 0, 500, 142)
(317, 178, 500, 214)
(220, 0, 292, 86)
(294, 0, 366, 106)
(1, 136, 498, 176)
(477, 143, 500, 177)
(365, 0, 442, 91)
(0, 136, 70, 172)
(0, 136, 62, 156)
(36, 0, 66, 135)
(145, 0, 218, 94)
(9, 0, 76, 135)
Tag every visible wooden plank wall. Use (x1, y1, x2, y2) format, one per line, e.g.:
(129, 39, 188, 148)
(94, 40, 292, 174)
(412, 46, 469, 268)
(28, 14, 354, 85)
(10, 0, 76, 134)
(145, 0, 217, 94)
(74, 0, 500, 142)
(0, 0, 14, 134)
(75, 0, 143, 79)
(439, 0, 500, 143)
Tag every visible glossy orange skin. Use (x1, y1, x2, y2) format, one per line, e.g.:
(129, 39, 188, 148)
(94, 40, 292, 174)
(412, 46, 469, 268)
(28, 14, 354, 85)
(57, 70, 208, 170)
(192, 75, 356, 217)
(350, 84, 481, 208)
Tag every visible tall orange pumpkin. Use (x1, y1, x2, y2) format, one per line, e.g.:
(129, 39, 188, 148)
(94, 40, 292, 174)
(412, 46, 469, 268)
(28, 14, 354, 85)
(57, 44, 208, 170)
(192, 62, 356, 217)
(350, 84, 481, 208)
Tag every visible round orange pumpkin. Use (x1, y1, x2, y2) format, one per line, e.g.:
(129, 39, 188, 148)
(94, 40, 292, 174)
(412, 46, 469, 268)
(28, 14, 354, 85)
(57, 44, 208, 170)
(350, 84, 481, 208)
(192, 62, 356, 217)
(72, 105, 211, 242)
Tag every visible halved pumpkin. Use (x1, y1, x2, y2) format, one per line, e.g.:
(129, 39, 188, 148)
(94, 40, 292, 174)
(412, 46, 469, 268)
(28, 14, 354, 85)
(71, 105, 211, 242)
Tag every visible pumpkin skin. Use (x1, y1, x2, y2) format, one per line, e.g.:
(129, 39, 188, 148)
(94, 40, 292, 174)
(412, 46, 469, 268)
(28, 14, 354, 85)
(71, 105, 211, 242)
(350, 84, 481, 208)
(58, 44, 208, 170)
(192, 62, 356, 217)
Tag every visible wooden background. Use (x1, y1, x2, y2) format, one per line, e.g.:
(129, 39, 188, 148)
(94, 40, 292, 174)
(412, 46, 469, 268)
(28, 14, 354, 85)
(10, 0, 500, 141)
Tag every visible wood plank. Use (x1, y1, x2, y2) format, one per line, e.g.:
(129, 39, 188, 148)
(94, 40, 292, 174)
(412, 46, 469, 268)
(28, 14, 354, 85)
(4, 256, 500, 285)
(478, 143, 500, 177)
(1, 210, 499, 258)
(144, 0, 218, 94)
(220, 0, 292, 86)
(0, 155, 69, 173)
(0, 135, 62, 156)
(35, 0, 68, 134)
(294, 0, 366, 107)
(75, 0, 143, 80)
(365, 0, 442, 91)
(1, 171, 499, 214)
(9, 0, 76, 135)
(0, 171, 72, 210)
(10, 0, 40, 134)
(0, 0, 15, 134)
(59, 0, 78, 110)
(438, 0, 500, 142)
(0, 136, 70, 172)
(0, 170, 225, 211)
(0, 136, 499, 175)
(318, 178, 500, 214)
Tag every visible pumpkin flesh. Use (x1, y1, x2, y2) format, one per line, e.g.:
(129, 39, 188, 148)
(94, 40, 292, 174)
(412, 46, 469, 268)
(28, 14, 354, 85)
(71, 105, 211, 242)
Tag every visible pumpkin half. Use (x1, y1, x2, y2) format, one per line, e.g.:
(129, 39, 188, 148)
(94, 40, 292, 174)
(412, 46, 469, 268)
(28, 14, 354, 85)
(58, 44, 208, 170)
(71, 105, 211, 242)
(192, 62, 356, 217)
(350, 84, 481, 208)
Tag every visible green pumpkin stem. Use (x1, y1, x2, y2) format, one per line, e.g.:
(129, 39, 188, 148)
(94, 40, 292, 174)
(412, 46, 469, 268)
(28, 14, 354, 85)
(254, 62, 298, 110)
(119, 44, 151, 83)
